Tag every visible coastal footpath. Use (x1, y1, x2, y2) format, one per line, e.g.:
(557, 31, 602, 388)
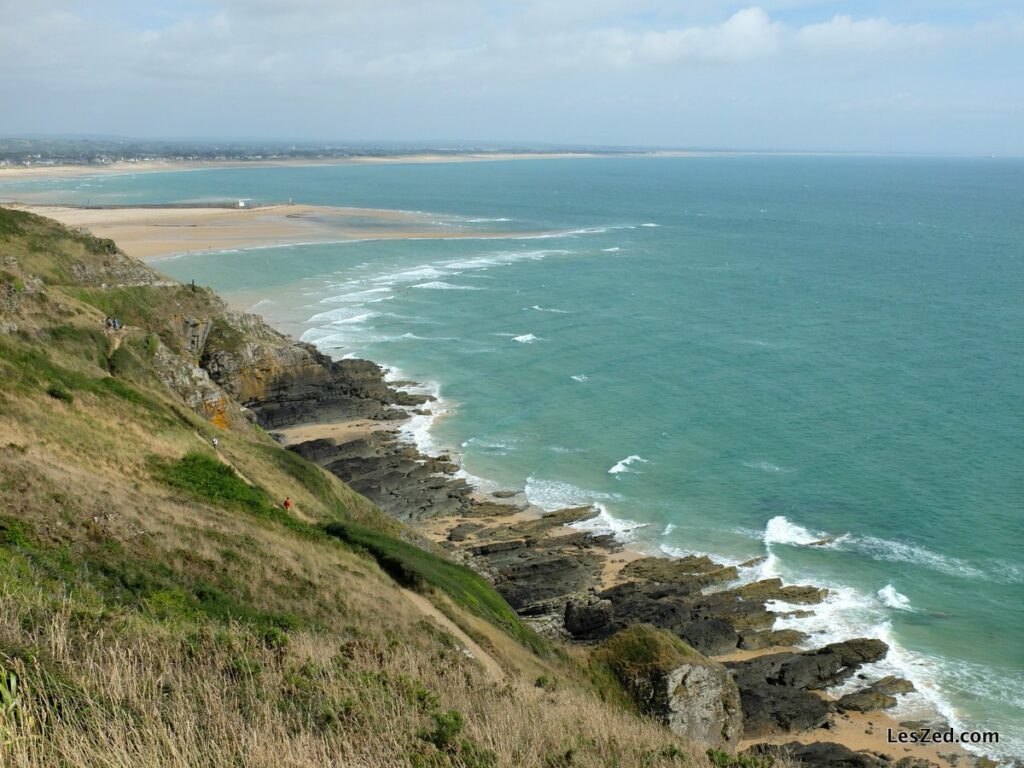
(0, 207, 993, 767)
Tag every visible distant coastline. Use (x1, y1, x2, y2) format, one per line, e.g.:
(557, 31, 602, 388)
(0, 148, 878, 181)
(3, 203, 563, 261)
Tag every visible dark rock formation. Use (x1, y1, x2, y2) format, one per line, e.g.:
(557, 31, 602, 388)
(836, 676, 915, 713)
(728, 639, 889, 737)
(746, 741, 892, 768)
(678, 618, 739, 657)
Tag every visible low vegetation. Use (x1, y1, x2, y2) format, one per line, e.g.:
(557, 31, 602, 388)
(0, 207, 791, 767)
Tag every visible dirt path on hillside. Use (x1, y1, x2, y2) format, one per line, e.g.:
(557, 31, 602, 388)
(400, 588, 505, 682)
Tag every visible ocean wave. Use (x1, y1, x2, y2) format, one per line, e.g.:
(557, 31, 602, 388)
(464, 217, 512, 222)
(877, 584, 914, 611)
(763, 515, 831, 546)
(316, 287, 393, 304)
(570, 374, 589, 382)
(662, 523, 676, 536)
(840, 536, 987, 580)
(524, 477, 623, 513)
(570, 503, 648, 541)
(742, 460, 792, 474)
(461, 436, 515, 453)
(412, 281, 483, 290)
(608, 455, 649, 475)
(601, 246, 623, 252)
(383, 369, 446, 454)
(306, 307, 378, 324)
(640, 222, 660, 227)
(762, 516, 991, 581)
(525, 305, 569, 313)
(512, 333, 539, 343)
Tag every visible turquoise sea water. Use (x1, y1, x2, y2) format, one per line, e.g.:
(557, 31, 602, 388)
(4, 157, 1022, 758)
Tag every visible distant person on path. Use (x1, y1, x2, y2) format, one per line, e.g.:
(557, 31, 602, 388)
(104, 317, 112, 330)
(211, 436, 219, 450)
(283, 496, 293, 512)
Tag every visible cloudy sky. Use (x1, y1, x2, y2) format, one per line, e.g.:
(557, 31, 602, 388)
(3, 1, 1023, 154)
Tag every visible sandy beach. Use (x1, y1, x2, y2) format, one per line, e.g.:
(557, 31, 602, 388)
(0, 152, 619, 182)
(0, 150, 757, 183)
(9, 203, 551, 261)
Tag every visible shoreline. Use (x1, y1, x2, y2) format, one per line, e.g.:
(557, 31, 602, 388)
(0, 199, 995, 765)
(4, 203, 559, 261)
(0, 149, 858, 182)
(274, 405, 972, 768)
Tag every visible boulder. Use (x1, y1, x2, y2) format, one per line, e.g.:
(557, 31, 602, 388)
(836, 676, 915, 712)
(737, 682, 831, 736)
(564, 598, 613, 636)
(738, 628, 808, 650)
(679, 618, 739, 656)
(729, 639, 889, 692)
(621, 556, 739, 588)
(596, 625, 742, 748)
(746, 741, 890, 768)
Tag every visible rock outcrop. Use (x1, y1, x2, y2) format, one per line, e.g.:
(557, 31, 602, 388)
(836, 676, 916, 713)
(727, 639, 890, 737)
(597, 625, 743, 748)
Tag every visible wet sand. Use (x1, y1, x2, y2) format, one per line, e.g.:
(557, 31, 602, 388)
(11, 203, 547, 261)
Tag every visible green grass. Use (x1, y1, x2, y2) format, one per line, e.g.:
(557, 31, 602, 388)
(595, 625, 698, 679)
(0, 336, 168, 416)
(324, 521, 549, 656)
(152, 451, 318, 538)
(261, 444, 358, 521)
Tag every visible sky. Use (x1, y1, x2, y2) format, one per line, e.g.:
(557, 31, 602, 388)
(2, 1, 1023, 154)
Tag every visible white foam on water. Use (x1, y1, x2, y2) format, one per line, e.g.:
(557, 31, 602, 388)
(571, 374, 589, 382)
(837, 535, 988, 581)
(524, 477, 623, 513)
(464, 217, 512, 222)
(763, 515, 828, 546)
(662, 523, 676, 536)
(608, 455, 649, 475)
(375, 265, 448, 285)
(570, 503, 648, 541)
(877, 584, 914, 611)
(601, 246, 623, 252)
(412, 281, 483, 290)
(306, 306, 378, 324)
(512, 333, 539, 343)
(640, 222, 660, 227)
(382, 368, 447, 455)
(742, 460, 792, 473)
(315, 287, 393, 305)
(460, 436, 515, 454)
(525, 305, 569, 313)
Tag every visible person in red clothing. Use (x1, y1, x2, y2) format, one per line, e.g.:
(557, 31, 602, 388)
(283, 496, 293, 512)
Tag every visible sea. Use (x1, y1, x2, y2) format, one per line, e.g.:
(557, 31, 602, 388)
(3, 156, 1022, 759)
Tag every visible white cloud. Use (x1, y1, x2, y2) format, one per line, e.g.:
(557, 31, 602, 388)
(796, 14, 947, 55)
(628, 8, 782, 65)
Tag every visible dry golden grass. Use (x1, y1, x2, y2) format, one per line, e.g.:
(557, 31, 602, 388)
(0, 572, 762, 768)
(0, 208, 800, 767)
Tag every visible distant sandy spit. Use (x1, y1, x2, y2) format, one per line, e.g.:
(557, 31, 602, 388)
(0, 151, 673, 181)
(12, 203, 546, 261)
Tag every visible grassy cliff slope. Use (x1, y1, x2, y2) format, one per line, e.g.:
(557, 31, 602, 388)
(0, 208, 748, 768)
